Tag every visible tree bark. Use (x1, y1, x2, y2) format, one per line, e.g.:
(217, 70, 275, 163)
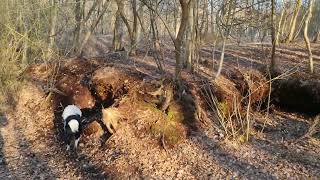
(303, 0, 314, 74)
(174, 0, 191, 78)
(186, 0, 195, 70)
(271, 0, 276, 72)
(114, 0, 139, 55)
(78, 0, 110, 56)
(313, 29, 320, 43)
(130, 0, 139, 55)
(275, 0, 285, 45)
(285, 0, 302, 43)
(113, 9, 124, 51)
(73, 0, 82, 53)
(149, 2, 164, 72)
(47, 0, 57, 59)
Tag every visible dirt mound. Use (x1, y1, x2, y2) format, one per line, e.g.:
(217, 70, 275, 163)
(92, 67, 133, 105)
(201, 76, 243, 119)
(24, 58, 199, 149)
(24, 63, 55, 83)
(272, 72, 320, 115)
(56, 75, 95, 109)
(204, 68, 269, 120)
(243, 69, 269, 105)
(227, 68, 269, 105)
(3, 47, 320, 179)
(83, 120, 105, 141)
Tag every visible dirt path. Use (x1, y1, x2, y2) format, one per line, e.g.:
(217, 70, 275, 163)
(0, 84, 110, 179)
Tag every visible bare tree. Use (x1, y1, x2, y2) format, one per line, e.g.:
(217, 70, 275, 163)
(285, 0, 302, 43)
(115, 0, 139, 55)
(73, 0, 83, 53)
(78, 0, 111, 56)
(303, 0, 315, 73)
(48, 0, 58, 59)
(271, 0, 276, 72)
(113, 6, 124, 51)
(313, 28, 320, 43)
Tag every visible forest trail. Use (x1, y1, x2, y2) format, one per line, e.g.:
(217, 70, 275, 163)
(0, 37, 319, 179)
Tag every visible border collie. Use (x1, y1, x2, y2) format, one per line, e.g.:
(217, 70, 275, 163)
(62, 105, 82, 151)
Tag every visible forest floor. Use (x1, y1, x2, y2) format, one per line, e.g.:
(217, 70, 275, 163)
(0, 36, 319, 179)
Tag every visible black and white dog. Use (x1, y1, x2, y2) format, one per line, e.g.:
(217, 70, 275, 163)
(62, 105, 82, 151)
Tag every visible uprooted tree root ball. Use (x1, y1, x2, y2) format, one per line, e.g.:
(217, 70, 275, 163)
(200, 68, 270, 121)
(25, 58, 198, 148)
(271, 72, 320, 115)
(199, 68, 270, 139)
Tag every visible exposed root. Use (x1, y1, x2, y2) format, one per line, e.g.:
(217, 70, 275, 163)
(102, 107, 123, 134)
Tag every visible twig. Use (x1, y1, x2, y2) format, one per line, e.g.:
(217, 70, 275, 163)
(43, 87, 67, 96)
(161, 133, 168, 152)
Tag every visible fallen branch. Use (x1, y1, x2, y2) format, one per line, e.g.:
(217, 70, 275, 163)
(43, 87, 67, 96)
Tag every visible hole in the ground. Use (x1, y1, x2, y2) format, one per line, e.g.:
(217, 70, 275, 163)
(52, 78, 129, 148)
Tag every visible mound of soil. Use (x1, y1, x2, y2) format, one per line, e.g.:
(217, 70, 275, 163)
(227, 68, 269, 105)
(56, 75, 95, 109)
(272, 72, 320, 115)
(201, 76, 243, 119)
(91, 67, 133, 106)
(3, 49, 319, 179)
(202, 68, 269, 120)
(25, 58, 198, 149)
(82, 120, 105, 141)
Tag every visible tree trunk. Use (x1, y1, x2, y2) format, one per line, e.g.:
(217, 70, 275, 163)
(47, 0, 57, 59)
(130, 0, 139, 55)
(73, 0, 82, 53)
(303, 0, 314, 74)
(280, 8, 288, 39)
(78, 0, 110, 56)
(174, 0, 191, 78)
(293, 10, 309, 41)
(215, 38, 226, 79)
(313, 29, 320, 43)
(73, 0, 81, 52)
(115, 0, 138, 55)
(113, 9, 123, 51)
(275, 0, 286, 45)
(150, 3, 164, 73)
(215, 0, 234, 79)
(173, 0, 178, 37)
(285, 0, 302, 43)
(186, 0, 195, 70)
(271, 0, 276, 72)
(210, 0, 214, 35)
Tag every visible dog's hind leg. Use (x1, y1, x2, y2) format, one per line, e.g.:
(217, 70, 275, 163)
(74, 133, 81, 149)
(64, 132, 72, 151)
(75, 138, 80, 149)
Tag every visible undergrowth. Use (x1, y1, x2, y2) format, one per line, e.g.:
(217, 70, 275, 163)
(200, 80, 254, 142)
(0, 1, 61, 112)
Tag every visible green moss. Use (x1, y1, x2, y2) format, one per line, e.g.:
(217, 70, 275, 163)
(166, 103, 184, 122)
(142, 100, 186, 146)
(150, 121, 185, 146)
(142, 101, 162, 113)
